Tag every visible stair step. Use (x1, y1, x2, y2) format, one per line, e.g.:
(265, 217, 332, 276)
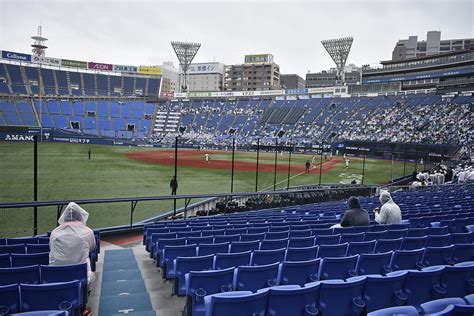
(110, 311, 156, 316)
(104, 260, 139, 271)
(101, 279, 147, 296)
(99, 293, 153, 315)
(102, 269, 143, 282)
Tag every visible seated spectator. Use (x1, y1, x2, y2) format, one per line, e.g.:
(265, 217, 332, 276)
(49, 202, 96, 288)
(340, 196, 370, 227)
(374, 190, 402, 225)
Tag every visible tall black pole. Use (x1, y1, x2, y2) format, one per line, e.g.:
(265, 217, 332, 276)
(273, 138, 278, 191)
(424, 143, 428, 171)
(390, 153, 394, 183)
(403, 143, 407, 176)
(33, 135, 38, 236)
(287, 143, 292, 189)
(319, 141, 324, 185)
(173, 136, 178, 217)
(255, 138, 260, 192)
(231, 137, 235, 193)
(414, 144, 418, 172)
(361, 151, 366, 185)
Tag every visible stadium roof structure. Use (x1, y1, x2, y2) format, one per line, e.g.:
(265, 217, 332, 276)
(321, 37, 353, 84)
(171, 41, 201, 93)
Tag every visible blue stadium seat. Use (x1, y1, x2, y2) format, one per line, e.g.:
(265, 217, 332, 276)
(385, 229, 408, 239)
(214, 235, 240, 244)
(346, 240, 375, 256)
(407, 227, 429, 237)
(177, 231, 201, 238)
(314, 234, 340, 246)
(339, 232, 365, 243)
(448, 232, 472, 245)
(154, 237, 186, 264)
(358, 271, 408, 312)
(6, 238, 38, 245)
(440, 261, 474, 297)
(421, 245, 456, 266)
(356, 251, 393, 275)
(0, 254, 10, 268)
(364, 231, 387, 241)
(401, 236, 427, 250)
(174, 254, 214, 296)
(288, 229, 312, 238)
(265, 282, 320, 316)
(427, 226, 450, 236)
(40, 263, 88, 305)
(450, 243, 474, 263)
(187, 236, 214, 246)
(311, 228, 333, 236)
(287, 236, 314, 248)
(203, 290, 268, 316)
(277, 259, 321, 286)
(26, 244, 50, 254)
(403, 266, 446, 306)
(317, 276, 366, 315)
(225, 228, 247, 236)
(374, 238, 402, 253)
(0, 245, 26, 255)
(162, 244, 197, 279)
(260, 239, 288, 250)
(233, 262, 279, 292)
(214, 251, 251, 270)
(245, 228, 267, 235)
(265, 231, 289, 240)
(11, 253, 49, 267)
(390, 249, 425, 271)
(419, 297, 468, 315)
(0, 265, 40, 285)
(425, 234, 450, 247)
(367, 306, 419, 316)
(319, 255, 358, 280)
(19, 280, 82, 315)
(229, 241, 260, 253)
(185, 267, 234, 316)
(197, 242, 229, 256)
(251, 248, 286, 266)
(317, 243, 348, 258)
(0, 284, 20, 315)
(240, 233, 265, 242)
(148, 232, 176, 253)
(285, 245, 319, 262)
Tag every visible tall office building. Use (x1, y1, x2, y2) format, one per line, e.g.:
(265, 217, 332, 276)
(225, 54, 280, 91)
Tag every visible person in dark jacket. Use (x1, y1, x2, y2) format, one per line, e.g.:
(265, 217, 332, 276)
(340, 196, 370, 227)
(170, 176, 178, 195)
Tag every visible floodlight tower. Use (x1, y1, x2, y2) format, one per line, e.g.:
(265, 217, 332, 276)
(321, 37, 353, 84)
(171, 41, 201, 92)
(31, 26, 48, 57)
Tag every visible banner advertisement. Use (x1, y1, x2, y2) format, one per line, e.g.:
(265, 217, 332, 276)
(184, 63, 225, 74)
(88, 62, 113, 71)
(166, 89, 288, 99)
(244, 54, 274, 64)
(161, 92, 175, 98)
(61, 59, 87, 69)
(31, 55, 61, 66)
(286, 88, 308, 95)
(2, 50, 31, 62)
(138, 66, 162, 76)
(113, 64, 138, 73)
(362, 67, 474, 84)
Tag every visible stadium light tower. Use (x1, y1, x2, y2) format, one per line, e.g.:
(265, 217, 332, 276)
(31, 25, 48, 57)
(171, 41, 201, 92)
(321, 37, 353, 84)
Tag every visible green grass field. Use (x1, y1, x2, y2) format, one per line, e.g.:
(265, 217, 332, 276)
(0, 141, 420, 236)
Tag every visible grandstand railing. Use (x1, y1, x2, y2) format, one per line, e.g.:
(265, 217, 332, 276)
(0, 185, 377, 238)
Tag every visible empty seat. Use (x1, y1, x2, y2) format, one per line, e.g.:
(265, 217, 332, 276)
(311, 228, 333, 236)
(26, 244, 50, 254)
(11, 253, 49, 267)
(421, 245, 455, 267)
(450, 243, 474, 263)
(265, 282, 320, 316)
(204, 290, 268, 316)
(364, 231, 387, 241)
(225, 228, 247, 236)
(185, 267, 235, 316)
(346, 240, 375, 256)
(214, 234, 240, 244)
(407, 227, 429, 237)
(177, 231, 201, 238)
(277, 259, 321, 286)
(390, 248, 425, 271)
(425, 234, 450, 247)
(214, 251, 251, 270)
(420, 297, 470, 315)
(374, 238, 402, 253)
(187, 236, 214, 246)
(356, 251, 393, 276)
(0, 283, 20, 314)
(174, 254, 214, 296)
(40, 263, 88, 305)
(448, 232, 472, 245)
(319, 255, 358, 280)
(0, 245, 26, 255)
(339, 232, 365, 244)
(162, 244, 197, 279)
(260, 238, 288, 251)
(385, 229, 408, 239)
(197, 242, 229, 256)
(367, 306, 419, 316)
(229, 241, 260, 253)
(287, 236, 314, 248)
(285, 245, 318, 262)
(240, 233, 265, 242)
(246, 228, 267, 235)
(154, 237, 186, 264)
(233, 262, 279, 292)
(20, 280, 82, 315)
(401, 236, 427, 250)
(402, 266, 447, 306)
(314, 234, 340, 246)
(6, 237, 38, 245)
(317, 276, 366, 315)
(359, 271, 408, 313)
(0, 253, 10, 268)
(251, 248, 286, 266)
(0, 265, 40, 285)
(288, 229, 312, 238)
(317, 243, 348, 258)
(265, 231, 289, 240)
(427, 226, 449, 236)
(440, 261, 474, 297)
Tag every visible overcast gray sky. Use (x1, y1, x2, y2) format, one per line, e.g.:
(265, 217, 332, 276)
(1, 0, 472, 77)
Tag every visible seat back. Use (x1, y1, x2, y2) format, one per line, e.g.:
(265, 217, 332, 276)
(403, 267, 446, 305)
(314, 234, 340, 246)
(448, 232, 473, 245)
(214, 234, 240, 244)
(374, 238, 402, 253)
(346, 240, 375, 256)
(214, 251, 251, 270)
(450, 243, 474, 263)
(407, 227, 429, 237)
(287, 236, 315, 248)
(0, 283, 20, 315)
(251, 248, 286, 266)
(260, 238, 288, 251)
(339, 232, 365, 244)
(285, 245, 319, 262)
(240, 233, 265, 242)
(319, 255, 358, 280)
(364, 231, 387, 241)
(317, 276, 366, 315)
(401, 236, 427, 250)
(26, 244, 50, 254)
(421, 245, 455, 267)
(277, 259, 321, 286)
(0, 245, 26, 255)
(356, 251, 393, 276)
(186, 236, 214, 246)
(0, 265, 40, 286)
(229, 241, 260, 253)
(11, 252, 49, 268)
(265, 231, 289, 240)
(385, 229, 408, 239)
(390, 248, 425, 271)
(266, 282, 320, 316)
(204, 290, 268, 316)
(197, 242, 229, 256)
(317, 243, 348, 258)
(360, 271, 408, 313)
(174, 254, 214, 296)
(441, 262, 474, 297)
(425, 234, 450, 247)
(234, 262, 280, 292)
(0, 253, 10, 268)
(6, 237, 38, 245)
(288, 229, 312, 238)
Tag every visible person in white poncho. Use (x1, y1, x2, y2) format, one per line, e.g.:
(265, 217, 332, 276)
(374, 190, 402, 225)
(49, 202, 96, 288)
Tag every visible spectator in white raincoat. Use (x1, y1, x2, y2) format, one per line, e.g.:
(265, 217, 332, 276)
(374, 190, 402, 225)
(49, 202, 96, 288)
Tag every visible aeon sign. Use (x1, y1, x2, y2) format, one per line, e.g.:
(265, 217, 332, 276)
(88, 62, 113, 71)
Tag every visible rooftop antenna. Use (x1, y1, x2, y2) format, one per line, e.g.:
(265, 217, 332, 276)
(171, 41, 201, 92)
(31, 25, 48, 57)
(321, 37, 353, 85)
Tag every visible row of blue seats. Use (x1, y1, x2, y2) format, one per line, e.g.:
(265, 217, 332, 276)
(0, 237, 50, 246)
(183, 262, 474, 316)
(369, 296, 474, 315)
(0, 280, 82, 316)
(0, 244, 50, 255)
(0, 252, 49, 268)
(166, 244, 474, 294)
